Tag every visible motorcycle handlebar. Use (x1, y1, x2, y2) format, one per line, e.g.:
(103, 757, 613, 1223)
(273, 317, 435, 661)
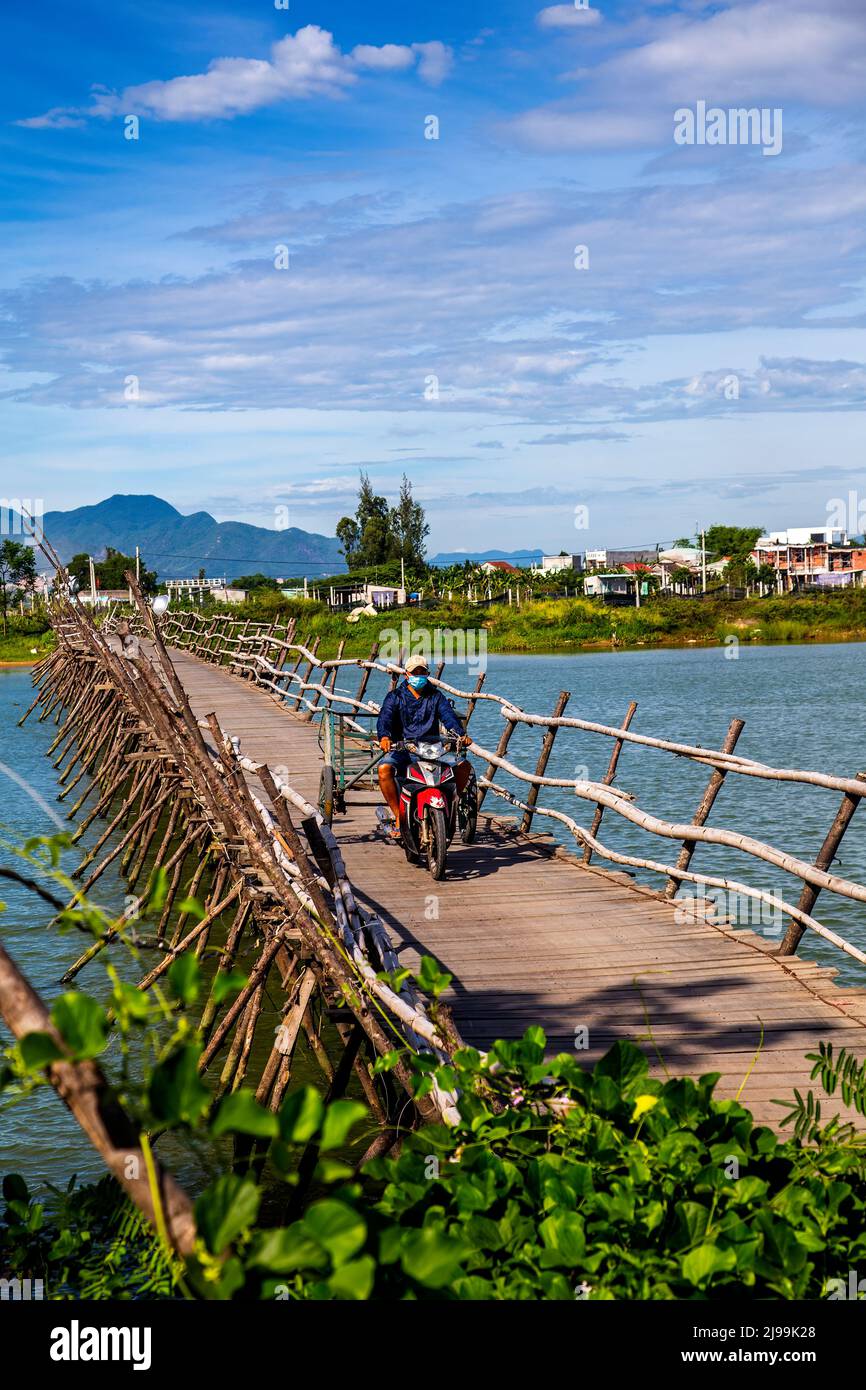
(387, 736, 467, 754)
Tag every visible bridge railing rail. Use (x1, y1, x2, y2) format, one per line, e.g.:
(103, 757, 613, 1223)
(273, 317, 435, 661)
(135, 607, 866, 970)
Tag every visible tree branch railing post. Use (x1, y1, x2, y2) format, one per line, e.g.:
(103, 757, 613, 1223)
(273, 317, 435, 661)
(520, 690, 570, 834)
(477, 713, 519, 811)
(290, 637, 321, 712)
(462, 671, 487, 731)
(779, 771, 866, 955)
(663, 717, 745, 899)
(584, 700, 638, 865)
(354, 642, 379, 707)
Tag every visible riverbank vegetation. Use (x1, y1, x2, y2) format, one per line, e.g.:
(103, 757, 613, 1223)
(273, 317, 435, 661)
(4, 588, 866, 667)
(185, 586, 866, 660)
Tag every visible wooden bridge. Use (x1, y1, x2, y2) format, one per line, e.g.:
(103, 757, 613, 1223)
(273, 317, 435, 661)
(17, 578, 866, 1163)
(160, 639, 866, 1130)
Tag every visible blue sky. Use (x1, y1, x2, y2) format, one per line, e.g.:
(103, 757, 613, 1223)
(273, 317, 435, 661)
(2, 0, 865, 556)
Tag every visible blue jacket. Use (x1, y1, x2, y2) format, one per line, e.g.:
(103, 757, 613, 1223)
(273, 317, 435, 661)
(377, 681, 464, 743)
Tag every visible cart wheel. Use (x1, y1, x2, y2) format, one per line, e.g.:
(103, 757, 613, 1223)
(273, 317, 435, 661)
(319, 765, 336, 825)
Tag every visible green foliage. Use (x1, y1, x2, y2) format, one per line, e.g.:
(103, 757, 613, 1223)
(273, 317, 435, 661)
(0, 1174, 180, 1299)
(704, 525, 763, 561)
(6, 847, 866, 1303)
(776, 1042, 866, 1144)
(227, 1031, 866, 1301)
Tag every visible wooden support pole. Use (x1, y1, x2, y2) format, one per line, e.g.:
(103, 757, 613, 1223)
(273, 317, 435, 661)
(779, 771, 866, 955)
(663, 717, 746, 899)
(521, 690, 571, 834)
(584, 701, 638, 865)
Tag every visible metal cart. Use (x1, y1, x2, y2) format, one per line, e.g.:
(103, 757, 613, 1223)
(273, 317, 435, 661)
(318, 710, 382, 824)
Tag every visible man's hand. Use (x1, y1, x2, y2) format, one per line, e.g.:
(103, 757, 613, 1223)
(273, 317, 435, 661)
(380, 737, 392, 753)
(458, 734, 472, 749)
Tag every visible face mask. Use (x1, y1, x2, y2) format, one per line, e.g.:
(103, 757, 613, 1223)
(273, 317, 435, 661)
(408, 674, 429, 690)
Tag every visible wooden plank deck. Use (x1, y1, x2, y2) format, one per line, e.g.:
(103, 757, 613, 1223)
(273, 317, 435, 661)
(169, 646, 866, 1128)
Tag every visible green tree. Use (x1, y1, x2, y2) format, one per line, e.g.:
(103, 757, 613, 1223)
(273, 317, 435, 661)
(388, 475, 429, 567)
(355, 473, 390, 565)
(0, 539, 37, 634)
(336, 517, 360, 567)
(66, 549, 157, 596)
(232, 574, 279, 592)
(704, 525, 762, 561)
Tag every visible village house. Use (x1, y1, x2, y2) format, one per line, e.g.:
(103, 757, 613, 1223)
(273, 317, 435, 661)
(480, 559, 522, 576)
(751, 527, 866, 591)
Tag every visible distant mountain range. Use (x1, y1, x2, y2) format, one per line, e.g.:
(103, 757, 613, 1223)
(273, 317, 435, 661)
(429, 548, 542, 568)
(0, 493, 546, 580)
(3, 495, 344, 582)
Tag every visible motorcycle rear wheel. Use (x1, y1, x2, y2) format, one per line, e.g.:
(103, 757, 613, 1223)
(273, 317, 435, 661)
(459, 773, 478, 844)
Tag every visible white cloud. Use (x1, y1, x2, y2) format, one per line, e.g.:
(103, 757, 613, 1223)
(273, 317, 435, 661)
(351, 43, 416, 74)
(351, 40, 453, 86)
(609, 0, 866, 105)
(20, 26, 454, 127)
(104, 27, 354, 120)
(537, 5, 603, 30)
(4, 165, 866, 422)
(512, 0, 866, 154)
(16, 107, 86, 130)
(410, 41, 454, 86)
(508, 108, 661, 151)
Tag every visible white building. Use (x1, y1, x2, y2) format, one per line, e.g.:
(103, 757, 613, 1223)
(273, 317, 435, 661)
(758, 527, 848, 547)
(533, 552, 584, 575)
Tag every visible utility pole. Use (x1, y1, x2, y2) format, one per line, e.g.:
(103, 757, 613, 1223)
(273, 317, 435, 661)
(699, 525, 707, 594)
(129, 544, 140, 605)
(88, 556, 97, 608)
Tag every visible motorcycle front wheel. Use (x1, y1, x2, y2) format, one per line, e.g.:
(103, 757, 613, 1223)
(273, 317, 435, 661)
(425, 807, 448, 880)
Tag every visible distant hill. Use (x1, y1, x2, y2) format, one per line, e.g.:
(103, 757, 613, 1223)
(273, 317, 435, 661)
(429, 548, 542, 569)
(2, 495, 344, 582)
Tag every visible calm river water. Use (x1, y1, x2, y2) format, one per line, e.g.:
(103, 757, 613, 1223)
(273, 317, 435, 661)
(2, 641, 865, 1188)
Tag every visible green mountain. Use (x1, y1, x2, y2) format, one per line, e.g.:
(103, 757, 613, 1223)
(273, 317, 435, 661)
(11, 494, 344, 582)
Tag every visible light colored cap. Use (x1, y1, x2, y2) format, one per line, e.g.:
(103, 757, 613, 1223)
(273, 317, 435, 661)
(405, 655, 430, 673)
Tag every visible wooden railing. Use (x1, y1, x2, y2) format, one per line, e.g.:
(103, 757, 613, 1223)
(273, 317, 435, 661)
(136, 608, 866, 969)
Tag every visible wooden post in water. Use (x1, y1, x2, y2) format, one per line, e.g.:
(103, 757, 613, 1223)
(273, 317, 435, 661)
(584, 700, 638, 865)
(521, 690, 570, 833)
(663, 717, 745, 899)
(779, 771, 866, 955)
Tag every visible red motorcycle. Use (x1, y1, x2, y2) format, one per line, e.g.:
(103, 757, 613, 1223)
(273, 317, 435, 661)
(391, 738, 478, 879)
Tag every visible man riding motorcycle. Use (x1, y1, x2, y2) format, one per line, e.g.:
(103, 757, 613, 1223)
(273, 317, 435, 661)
(377, 655, 472, 840)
